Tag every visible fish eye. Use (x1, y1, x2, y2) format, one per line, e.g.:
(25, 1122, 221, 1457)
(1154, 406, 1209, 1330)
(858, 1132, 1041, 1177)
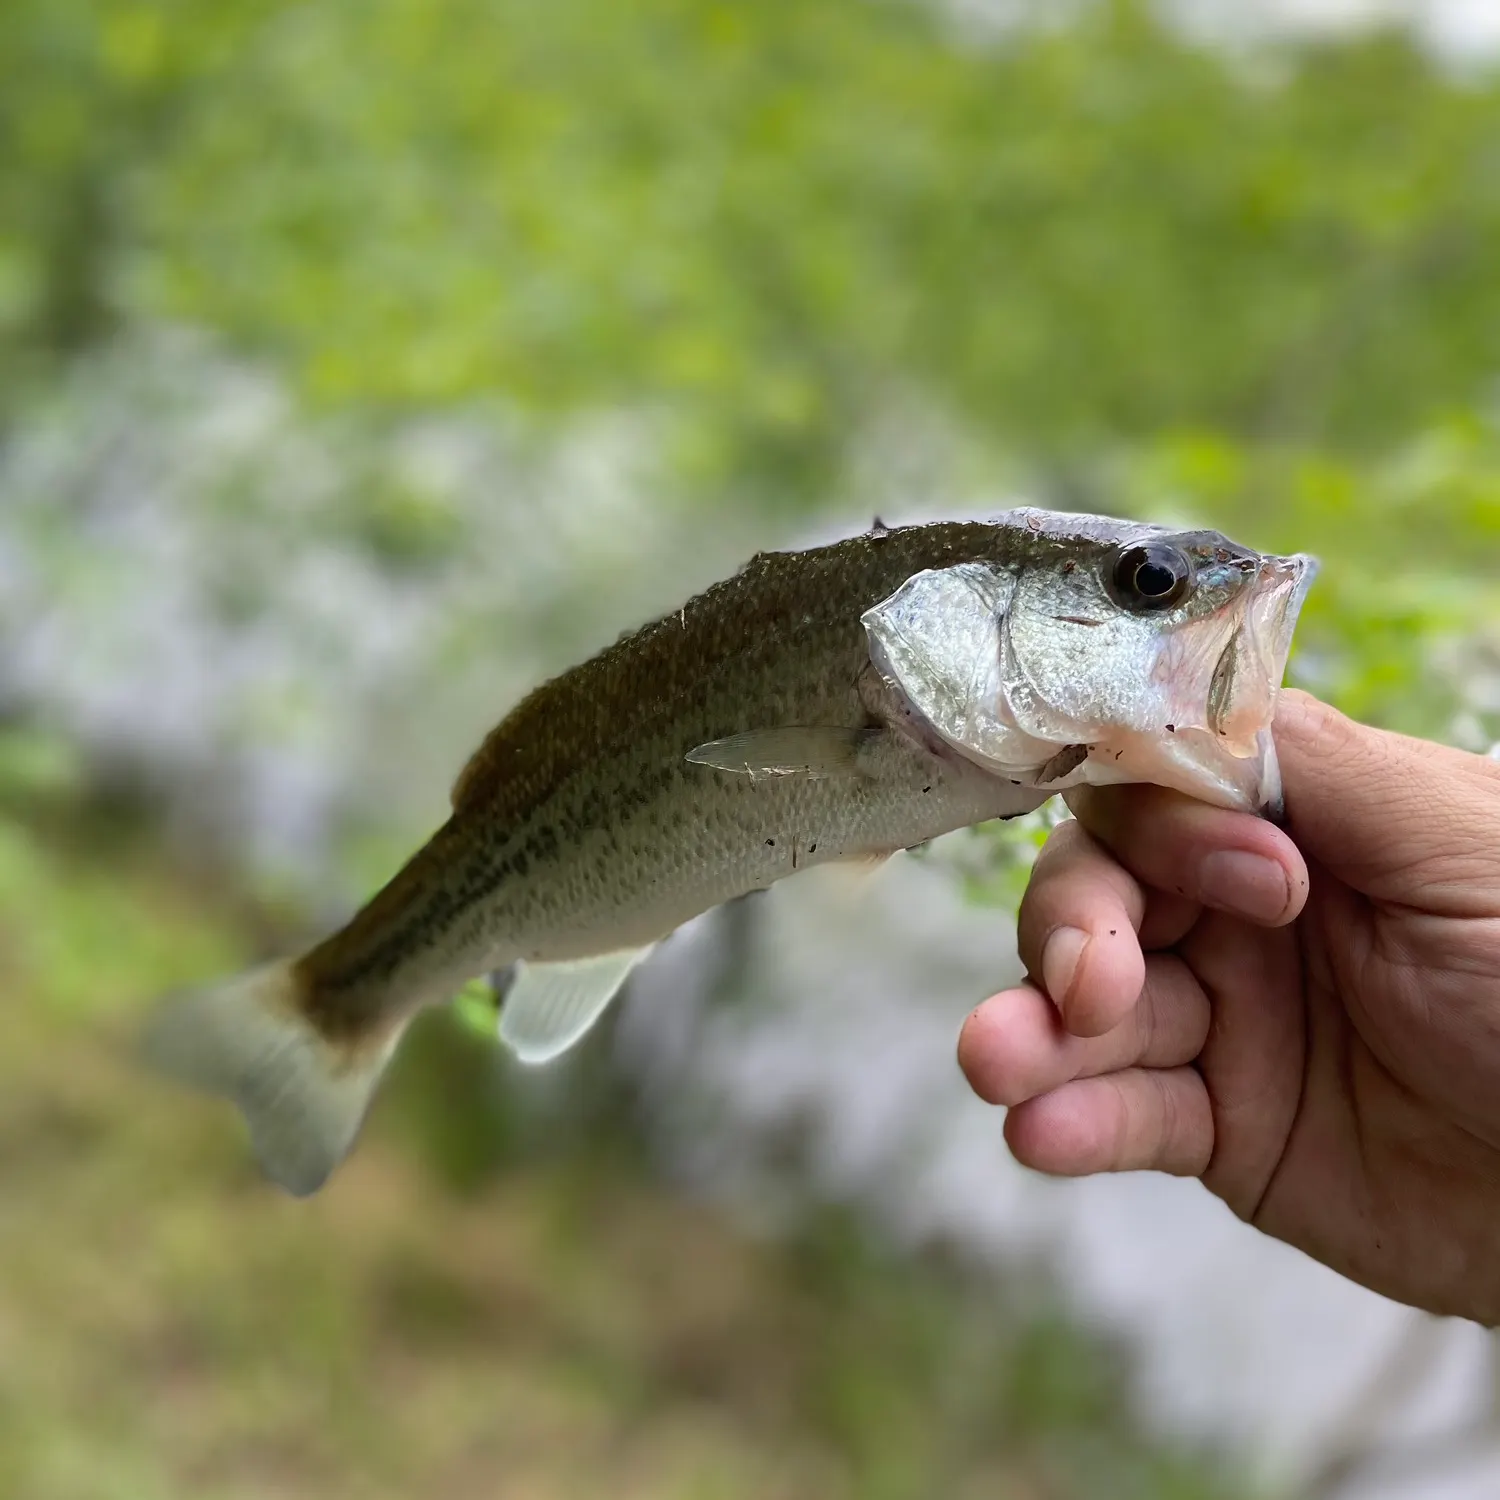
(1107, 543, 1193, 611)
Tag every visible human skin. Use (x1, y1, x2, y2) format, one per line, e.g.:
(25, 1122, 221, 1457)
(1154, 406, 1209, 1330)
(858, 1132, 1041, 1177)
(957, 690, 1500, 1325)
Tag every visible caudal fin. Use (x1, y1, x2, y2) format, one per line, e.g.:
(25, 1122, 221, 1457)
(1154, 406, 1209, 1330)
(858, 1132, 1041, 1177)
(141, 961, 403, 1196)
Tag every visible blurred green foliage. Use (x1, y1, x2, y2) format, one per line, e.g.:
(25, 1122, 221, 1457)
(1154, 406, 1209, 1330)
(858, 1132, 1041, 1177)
(8, 0, 1500, 499)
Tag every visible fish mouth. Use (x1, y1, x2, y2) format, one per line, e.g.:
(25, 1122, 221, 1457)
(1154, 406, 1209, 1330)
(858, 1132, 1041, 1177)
(1073, 549, 1318, 818)
(1250, 552, 1318, 688)
(1209, 552, 1319, 751)
(1167, 549, 1318, 817)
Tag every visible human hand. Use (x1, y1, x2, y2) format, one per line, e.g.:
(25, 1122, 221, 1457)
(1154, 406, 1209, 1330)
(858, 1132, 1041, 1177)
(958, 690, 1500, 1324)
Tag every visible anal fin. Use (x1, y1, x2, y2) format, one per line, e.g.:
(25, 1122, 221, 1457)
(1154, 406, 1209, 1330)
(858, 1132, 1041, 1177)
(497, 945, 656, 1065)
(833, 850, 894, 877)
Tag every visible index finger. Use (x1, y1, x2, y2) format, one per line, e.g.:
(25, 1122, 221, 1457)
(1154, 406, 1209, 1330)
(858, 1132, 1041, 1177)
(1062, 783, 1309, 928)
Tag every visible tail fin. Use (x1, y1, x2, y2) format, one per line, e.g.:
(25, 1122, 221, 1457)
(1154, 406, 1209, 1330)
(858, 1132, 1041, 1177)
(141, 961, 404, 1197)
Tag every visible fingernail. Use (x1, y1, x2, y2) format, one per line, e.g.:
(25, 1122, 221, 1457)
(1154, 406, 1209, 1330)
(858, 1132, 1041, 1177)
(1199, 850, 1290, 923)
(1042, 926, 1090, 1007)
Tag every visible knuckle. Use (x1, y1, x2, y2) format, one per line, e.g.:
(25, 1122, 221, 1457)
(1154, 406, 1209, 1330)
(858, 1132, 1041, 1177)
(963, 1001, 1055, 1108)
(1278, 690, 1350, 765)
(1132, 988, 1157, 1062)
(1149, 1071, 1180, 1149)
(1107, 1077, 1137, 1165)
(1032, 817, 1095, 875)
(971, 1041, 1033, 1107)
(986, 1065, 1036, 1109)
(1474, 751, 1500, 792)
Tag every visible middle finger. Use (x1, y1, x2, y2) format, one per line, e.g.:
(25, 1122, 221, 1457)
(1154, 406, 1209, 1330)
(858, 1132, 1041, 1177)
(960, 952, 1210, 1108)
(1017, 819, 1200, 1037)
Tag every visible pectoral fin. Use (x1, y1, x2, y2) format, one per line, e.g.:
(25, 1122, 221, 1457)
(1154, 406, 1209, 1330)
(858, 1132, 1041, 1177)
(686, 726, 875, 779)
(496, 945, 656, 1065)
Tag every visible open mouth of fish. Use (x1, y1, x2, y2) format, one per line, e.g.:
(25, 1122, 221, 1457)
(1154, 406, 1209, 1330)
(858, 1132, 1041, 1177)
(1109, 551, 1319, 817)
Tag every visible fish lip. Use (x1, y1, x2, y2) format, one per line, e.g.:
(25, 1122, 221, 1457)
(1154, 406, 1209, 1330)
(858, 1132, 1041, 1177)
(1252, 552, 1319, 682)
(1215, 553, 1317, 723)
(1153, 550, 1315, 817)
(1221, 551, 1317, 814)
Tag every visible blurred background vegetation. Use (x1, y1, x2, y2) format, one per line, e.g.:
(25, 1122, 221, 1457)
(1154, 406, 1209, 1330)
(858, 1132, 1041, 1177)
(2, 2, 1499, 1497)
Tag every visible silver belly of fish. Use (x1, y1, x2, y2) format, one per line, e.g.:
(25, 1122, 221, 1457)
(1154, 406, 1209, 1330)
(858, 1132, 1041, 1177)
(491, 735, 1044, 964)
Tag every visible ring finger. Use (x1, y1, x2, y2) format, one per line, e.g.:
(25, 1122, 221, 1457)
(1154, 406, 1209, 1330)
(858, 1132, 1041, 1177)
(960, 951, 1210, 1108)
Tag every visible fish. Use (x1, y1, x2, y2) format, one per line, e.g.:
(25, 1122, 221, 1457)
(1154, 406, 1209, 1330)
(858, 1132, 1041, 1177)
(141, 507, 1316, 1197)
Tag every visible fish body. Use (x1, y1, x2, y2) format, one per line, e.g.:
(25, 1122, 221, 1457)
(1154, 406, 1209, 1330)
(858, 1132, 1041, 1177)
(144, 509, 1316, 1196)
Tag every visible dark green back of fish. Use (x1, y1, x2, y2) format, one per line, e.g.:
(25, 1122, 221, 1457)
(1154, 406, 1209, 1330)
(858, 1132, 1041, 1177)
(448, 520, 1068, 829)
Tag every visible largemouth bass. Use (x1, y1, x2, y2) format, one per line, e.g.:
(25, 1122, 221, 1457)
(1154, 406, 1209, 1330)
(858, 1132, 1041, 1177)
(144, 508, 1315, 1196)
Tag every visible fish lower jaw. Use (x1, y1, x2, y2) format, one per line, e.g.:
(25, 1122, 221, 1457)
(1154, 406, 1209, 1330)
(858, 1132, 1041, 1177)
(1076, 726, 1279, 814)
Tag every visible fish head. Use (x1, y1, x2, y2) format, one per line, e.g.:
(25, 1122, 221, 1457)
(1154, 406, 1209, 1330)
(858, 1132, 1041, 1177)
(862, 510, 1317, 815)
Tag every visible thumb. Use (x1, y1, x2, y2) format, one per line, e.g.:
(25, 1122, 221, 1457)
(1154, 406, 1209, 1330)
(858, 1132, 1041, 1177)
(1274, 690, 1500, 916)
